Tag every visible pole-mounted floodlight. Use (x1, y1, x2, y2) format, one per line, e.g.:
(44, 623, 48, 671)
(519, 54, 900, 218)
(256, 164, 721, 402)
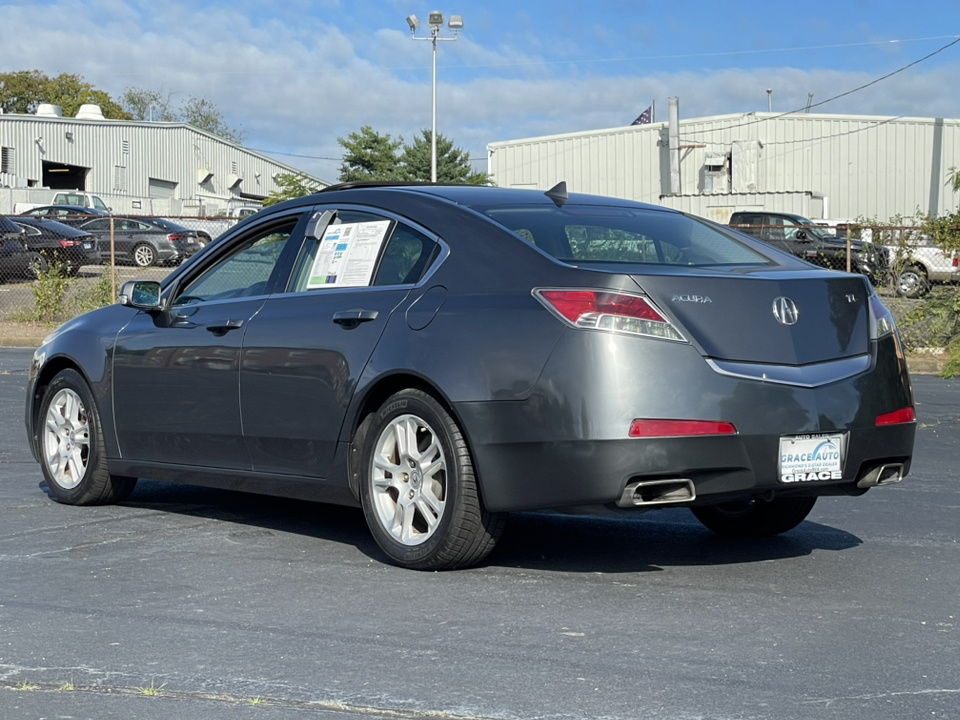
(407, 10, 463, 183)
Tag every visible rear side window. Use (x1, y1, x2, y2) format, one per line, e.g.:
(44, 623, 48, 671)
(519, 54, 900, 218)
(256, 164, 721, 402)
(289, 210, 438, 291)
(479, 205, 769, 267)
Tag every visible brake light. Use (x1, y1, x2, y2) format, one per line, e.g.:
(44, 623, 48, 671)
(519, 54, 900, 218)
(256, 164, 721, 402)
(58, 239, 81, 248)
(629, 419, 737, 437)
(953, 257, 959, 268)
(167, 234, 187, 242)
(535, 289, 685, 341)
(875, 407, 915, 426)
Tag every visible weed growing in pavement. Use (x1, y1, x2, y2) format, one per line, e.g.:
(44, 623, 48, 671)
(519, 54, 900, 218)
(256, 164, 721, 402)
(30, 260, 71, 324)
(14, 680, 40, 691)
(136, 679, 167, 697)
(72, 269, 118, 314)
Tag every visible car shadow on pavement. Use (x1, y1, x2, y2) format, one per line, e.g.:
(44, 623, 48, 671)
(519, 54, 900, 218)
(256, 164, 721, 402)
(485, 509, 863, 573)
(55, 480, 863, 574)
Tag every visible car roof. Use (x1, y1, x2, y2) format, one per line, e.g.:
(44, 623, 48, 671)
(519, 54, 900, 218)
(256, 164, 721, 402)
(29, 204, 107, 214)
(308, 181, 671, 212)
(12, 216, 92, 237)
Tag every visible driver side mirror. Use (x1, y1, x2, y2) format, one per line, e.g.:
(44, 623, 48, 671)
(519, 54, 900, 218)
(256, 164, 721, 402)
(795, 229, 808, 241)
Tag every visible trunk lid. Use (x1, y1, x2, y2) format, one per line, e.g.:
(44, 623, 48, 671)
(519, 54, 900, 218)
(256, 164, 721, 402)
(634, 272, 871, 365)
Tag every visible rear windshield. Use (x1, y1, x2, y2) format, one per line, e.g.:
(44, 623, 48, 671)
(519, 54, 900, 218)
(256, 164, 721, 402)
(477, 204, 770, 267)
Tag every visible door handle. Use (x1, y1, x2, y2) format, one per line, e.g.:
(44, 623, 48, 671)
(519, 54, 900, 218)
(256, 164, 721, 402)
(206, 319, 244, 336)
(332, 309, 379, 329)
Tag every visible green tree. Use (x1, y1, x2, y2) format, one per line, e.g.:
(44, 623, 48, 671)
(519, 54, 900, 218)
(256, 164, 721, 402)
(949, 167, 960, 194)
(0, 70, 129, 118)
(121, 87, 175, 121)
(120, 88, 242, 143)
(180, 96, 243, 143)
(398, 129, 490, 185)
(337, 126, 404, 182)
(263, 173, 323, 206)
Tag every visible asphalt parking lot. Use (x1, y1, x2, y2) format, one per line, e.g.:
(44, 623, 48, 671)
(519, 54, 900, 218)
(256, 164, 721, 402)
(1, 346, 958, 720)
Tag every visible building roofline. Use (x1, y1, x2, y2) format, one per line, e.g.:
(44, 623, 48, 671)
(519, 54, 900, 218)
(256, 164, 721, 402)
(0, 112, 326, 183)
(486, 111, 960, 150)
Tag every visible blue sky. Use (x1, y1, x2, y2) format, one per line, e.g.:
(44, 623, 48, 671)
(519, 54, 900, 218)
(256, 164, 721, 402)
(2, 0, 959, 180)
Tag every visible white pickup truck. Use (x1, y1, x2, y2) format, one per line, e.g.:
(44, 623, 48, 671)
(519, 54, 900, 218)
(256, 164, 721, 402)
(13, 192, 111, 215)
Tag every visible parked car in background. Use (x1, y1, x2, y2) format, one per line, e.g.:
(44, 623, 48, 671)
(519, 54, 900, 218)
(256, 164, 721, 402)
(884, 234, 960, 298)
(19, 205, 110, 224)
(728, 211, 889, 283)
(76, 216, 202, 267)
(145, 217, 213, 248)
(24, 182, 916, 571)
(6, 216, 100, 276)
(13, 191, 110, 215)
(0, 217, 33, 281)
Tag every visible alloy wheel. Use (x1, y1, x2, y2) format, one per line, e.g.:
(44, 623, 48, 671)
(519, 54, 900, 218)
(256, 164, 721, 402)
(42, 388, 90, 490)
(370, 414, 447, 546)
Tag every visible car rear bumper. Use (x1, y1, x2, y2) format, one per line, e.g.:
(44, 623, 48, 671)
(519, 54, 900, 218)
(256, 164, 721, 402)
(455, 331, 915, 513)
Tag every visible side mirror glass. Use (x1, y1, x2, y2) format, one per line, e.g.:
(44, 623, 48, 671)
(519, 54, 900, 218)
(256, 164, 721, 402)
(795, 229, 808, 241)
(119, 280, 162, 309)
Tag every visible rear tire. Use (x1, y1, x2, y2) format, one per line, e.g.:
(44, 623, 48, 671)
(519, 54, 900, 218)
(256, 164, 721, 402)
(895, 265, 930, 299)
(691, 496, 817, 538)
(37, 369, 137, 505)
(26, 252, 49, 278)
(359, 389, 505, 570)
(132, 243, 157, 267)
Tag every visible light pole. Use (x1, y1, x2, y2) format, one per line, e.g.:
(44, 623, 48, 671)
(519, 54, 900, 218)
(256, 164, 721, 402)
(407, 12, 463, 182)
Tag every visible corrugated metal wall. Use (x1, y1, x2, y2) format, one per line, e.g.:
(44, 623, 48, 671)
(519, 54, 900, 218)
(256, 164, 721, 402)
(0, 113, 326, 214)
(488, 112, 960, 222)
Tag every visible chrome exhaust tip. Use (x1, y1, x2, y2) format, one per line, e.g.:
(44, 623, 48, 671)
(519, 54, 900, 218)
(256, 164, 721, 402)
(617, 478, 696, 507)
(857, 463, 905, 489)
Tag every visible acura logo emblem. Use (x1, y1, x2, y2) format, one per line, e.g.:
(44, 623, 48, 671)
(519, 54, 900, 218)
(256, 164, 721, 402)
(773, 297, 799, 326)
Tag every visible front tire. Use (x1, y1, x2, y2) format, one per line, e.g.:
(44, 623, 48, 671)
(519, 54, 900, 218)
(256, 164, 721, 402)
(691, 496, 817, 538)
(359, 389, 505, 570)
(37, 369, 137, 505)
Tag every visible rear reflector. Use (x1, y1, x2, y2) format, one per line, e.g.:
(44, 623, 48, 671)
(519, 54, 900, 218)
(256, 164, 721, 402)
(629, 419, 737, 437)
(535, 289, 685, 341)
(875, 407, 916, 426)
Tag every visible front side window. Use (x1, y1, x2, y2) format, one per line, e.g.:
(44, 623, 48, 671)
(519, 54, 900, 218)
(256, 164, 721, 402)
(478, 204, 770, 267)
(174, 218, 300, 305)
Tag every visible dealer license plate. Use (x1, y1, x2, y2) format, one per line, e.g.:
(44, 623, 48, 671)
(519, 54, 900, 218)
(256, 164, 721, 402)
(778, 433, 845, 483)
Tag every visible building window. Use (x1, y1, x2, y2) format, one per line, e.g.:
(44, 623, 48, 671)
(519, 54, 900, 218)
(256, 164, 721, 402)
(0, 147, 14, 174)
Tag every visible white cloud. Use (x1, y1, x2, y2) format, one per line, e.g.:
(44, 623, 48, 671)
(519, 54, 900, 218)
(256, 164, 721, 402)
(2, 1, 958, 181)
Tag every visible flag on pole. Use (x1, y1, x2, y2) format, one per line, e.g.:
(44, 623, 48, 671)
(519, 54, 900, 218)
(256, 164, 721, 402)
(631, 105, 652, 125)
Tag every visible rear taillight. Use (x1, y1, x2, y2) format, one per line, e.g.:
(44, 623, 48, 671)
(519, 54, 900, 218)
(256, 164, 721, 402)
(629, 419, 737, 437)
(868, 291, 895, 339)
(953, 257, 959, 268)
(875, 407, 915, 426)
(167, 234, 187, 242)
(535, 289, 685, 341)
(58, 239, 80, 248)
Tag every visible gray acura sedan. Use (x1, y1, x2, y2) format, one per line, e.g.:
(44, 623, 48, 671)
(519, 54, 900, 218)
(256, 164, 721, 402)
(25, 183, 916, 569)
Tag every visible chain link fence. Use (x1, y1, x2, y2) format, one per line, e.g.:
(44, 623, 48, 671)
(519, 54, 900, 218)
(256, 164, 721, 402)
(2, 217, 959, 355)
(0, 213, 242, 327)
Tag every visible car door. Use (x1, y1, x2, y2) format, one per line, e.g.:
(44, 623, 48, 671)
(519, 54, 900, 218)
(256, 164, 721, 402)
(112, 210, 311, 469)
(239, 207, 441, 478)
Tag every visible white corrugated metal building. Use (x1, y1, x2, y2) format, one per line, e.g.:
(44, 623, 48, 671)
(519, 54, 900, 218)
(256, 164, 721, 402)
(487, 111, 960, 224)
(0, 104, 327, 216)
